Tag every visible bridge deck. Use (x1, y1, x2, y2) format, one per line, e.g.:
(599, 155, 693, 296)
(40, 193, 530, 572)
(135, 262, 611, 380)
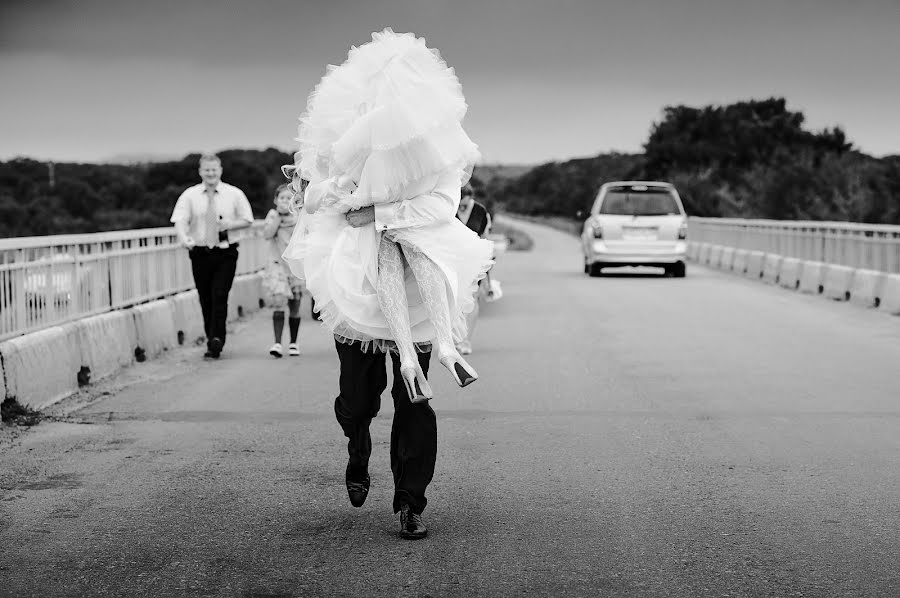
(2, 217, 899, 597)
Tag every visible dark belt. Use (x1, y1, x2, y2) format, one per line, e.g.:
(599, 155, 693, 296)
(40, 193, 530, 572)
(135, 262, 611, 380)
(190, 243, 239, 253)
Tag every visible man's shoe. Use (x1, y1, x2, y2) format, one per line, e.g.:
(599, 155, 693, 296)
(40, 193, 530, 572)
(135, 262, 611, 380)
(288, 342, 301, 356)
(399, 504, 427, 539)
(345, 466, 369, 508)
(269, 342, 283, 358)
(208, 337, 223, 359)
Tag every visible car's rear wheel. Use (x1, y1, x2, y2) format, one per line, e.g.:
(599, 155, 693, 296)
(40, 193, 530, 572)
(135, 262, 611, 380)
(671, 261, 686, 278)
(588, 263, 604, 277)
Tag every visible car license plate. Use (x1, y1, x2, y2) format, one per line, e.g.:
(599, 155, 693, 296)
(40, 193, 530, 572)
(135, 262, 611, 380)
(623, 227, 657, 240)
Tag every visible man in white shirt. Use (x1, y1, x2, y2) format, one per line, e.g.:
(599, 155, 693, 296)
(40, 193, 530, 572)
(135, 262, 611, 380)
(337, 179, 462, 540)
(170, 153, 254, 358)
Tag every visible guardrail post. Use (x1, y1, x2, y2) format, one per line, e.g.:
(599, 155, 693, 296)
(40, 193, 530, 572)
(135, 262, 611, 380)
(818, 228, 826, 264)
(14, 266, 26, 334)
(72, 254, 82, 314)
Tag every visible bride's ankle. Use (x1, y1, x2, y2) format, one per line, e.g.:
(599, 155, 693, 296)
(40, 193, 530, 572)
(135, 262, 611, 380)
(438, 346, 461, 364)
(432, 341, 449, 355)
(397, 350, 419, 369)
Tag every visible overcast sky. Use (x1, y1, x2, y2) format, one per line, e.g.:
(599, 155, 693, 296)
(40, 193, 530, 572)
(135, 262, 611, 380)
(1, 0, 898, 164)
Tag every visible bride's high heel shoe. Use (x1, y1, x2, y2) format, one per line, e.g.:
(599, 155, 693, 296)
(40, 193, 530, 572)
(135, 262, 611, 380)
(440, 353, 478, 388)
(400, 364, 433, 403)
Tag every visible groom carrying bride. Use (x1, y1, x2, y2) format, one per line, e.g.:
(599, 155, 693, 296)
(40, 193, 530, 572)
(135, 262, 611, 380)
(282, 29, 492, 540)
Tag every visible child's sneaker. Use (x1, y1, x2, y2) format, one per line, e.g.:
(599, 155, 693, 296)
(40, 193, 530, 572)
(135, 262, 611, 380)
(288, 342, 301, 356)
(269, 343, 283, 358)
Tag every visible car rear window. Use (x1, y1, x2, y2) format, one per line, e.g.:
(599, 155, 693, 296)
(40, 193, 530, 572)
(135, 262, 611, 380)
(599, 187, 681, 216)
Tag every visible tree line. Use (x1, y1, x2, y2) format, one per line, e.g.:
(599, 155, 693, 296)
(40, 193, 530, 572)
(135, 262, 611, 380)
(0, 149, 293, 238)
(487, 97, 900, 224)
(2, 97, 899, 238)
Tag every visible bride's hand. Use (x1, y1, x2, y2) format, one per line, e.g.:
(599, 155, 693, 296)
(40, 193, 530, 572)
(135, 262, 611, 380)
(346, 206, 375, 228)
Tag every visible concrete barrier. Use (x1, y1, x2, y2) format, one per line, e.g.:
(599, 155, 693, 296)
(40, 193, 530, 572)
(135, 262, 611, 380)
(761, 254, 783, 284)
(230, 280, 244, 320)
(75, 311, 136, 382)
(707, 245, 723, 268)
(719, 247, 735, 271)
(687, 242, 700, 261)
(168, 290, 206, 346)
(778, 257, 803, 291)
(235, 275, 256, 316)
(131, 300, 177, 360)
(848, 269, 886, 308)
(241, 273, 264, 314)
(822, 264, 855, 301)
(731, 250, 749, 275)
(251, 273, 266, 309)
(697, 243, 711, 266)
(0, 325, 83, 409)
(0, 272, 268, 410)
(744, 251, 766, 280)
(798, 261, 826, 294)
(228, 283, 246, 322)
(231, 273, 265, 320)
(879, 274, 900, 315)
(778, 258, 803, 290)
(227, 274, 250, 322)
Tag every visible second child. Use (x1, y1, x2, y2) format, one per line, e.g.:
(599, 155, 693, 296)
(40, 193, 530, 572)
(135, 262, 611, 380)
(262, 183, 306, 357)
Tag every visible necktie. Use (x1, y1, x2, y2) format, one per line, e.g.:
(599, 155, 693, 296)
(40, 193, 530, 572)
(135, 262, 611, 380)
(205, 191, 218, 248)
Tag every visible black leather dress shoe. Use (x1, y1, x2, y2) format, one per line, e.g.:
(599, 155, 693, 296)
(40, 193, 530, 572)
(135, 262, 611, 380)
(399, 504, 427, 539)
(345, 466, 369, 508)
(207, 337, 223, 358)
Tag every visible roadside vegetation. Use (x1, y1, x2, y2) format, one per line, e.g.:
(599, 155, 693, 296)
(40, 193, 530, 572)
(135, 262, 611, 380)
(486, 98, 900, 226)
(1, 398, 42, 426)
(2, 98, 896, 239)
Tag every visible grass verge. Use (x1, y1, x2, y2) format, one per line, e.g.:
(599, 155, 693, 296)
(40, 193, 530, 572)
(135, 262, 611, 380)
(503, 213, 582, 237)
(1, 398, 43, 426)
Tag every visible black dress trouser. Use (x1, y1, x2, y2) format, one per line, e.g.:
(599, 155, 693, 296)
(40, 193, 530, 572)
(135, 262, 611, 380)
(333, 340, 437, 514)
(189, 246, 238, 349)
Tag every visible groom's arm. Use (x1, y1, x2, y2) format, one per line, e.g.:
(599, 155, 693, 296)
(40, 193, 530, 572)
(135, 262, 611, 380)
(370, 171, 461, 231)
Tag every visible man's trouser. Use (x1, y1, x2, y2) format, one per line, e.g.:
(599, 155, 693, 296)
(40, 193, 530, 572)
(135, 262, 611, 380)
(333, 339, 437, 514)
(189, 245, 239, 349)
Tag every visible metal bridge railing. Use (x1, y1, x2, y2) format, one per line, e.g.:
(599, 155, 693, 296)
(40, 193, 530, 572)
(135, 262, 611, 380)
(688, 218, 900, 274)
(0, 222, 268, 342)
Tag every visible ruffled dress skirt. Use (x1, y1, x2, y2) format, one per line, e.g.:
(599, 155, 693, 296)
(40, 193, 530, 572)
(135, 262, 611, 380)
(283, 206, 494, 353)
(283, 28, 492, 352)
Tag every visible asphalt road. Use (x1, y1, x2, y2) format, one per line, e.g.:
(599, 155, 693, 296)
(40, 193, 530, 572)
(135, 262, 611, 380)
(2, 216, 899, 597)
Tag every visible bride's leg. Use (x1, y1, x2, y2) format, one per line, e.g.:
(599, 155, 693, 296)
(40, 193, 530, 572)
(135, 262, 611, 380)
(402, 244, 478, 387)
(376, 237, 432, 402)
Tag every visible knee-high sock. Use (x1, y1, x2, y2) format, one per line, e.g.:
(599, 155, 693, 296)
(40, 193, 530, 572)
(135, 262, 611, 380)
(376, 238, 417, 366)
(288, 317, 301, 343)
(402, 244, 456, 359)
(272, 310, 285, 343)
(287, 298, 301, 343)
(287, 296, 302, 319)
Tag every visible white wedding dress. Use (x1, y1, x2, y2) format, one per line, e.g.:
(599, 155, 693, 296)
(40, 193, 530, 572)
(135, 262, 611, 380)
(283, 170, 493, 354)
(282, 29, 494, 363)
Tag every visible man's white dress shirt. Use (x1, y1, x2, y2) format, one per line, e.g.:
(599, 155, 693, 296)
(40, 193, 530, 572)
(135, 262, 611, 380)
(170, 182, 254, 247)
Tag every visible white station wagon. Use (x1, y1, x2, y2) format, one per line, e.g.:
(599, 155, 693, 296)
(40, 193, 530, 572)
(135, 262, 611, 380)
(581, 181, 688, 277)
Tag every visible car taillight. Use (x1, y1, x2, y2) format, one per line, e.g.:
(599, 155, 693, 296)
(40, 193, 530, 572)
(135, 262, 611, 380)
(592, 224, 603, 239)
(678, 223, 687, 240)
